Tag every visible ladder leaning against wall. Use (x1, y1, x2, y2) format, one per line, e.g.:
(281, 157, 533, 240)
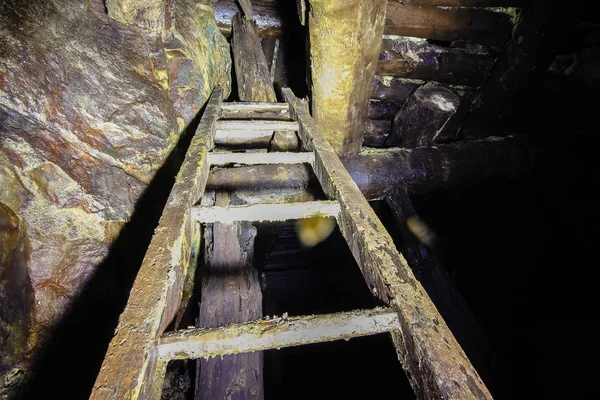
(90, 86, 492, 400)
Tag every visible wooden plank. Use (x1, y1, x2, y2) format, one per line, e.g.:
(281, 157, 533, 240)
(282, 87, 493, 399)
(208, 152, 314, 166)
(308, 0, 387, 155)
(377, 37, 495, 86)
(215, 120, 299, 131)
(215, 0, 283, 38)
(90, 87, 224, 400)
(195, 191, 262, 400)
(192, 201, 341, 224)
(158, 308, 399, 360)
(385, 3, 513, 46)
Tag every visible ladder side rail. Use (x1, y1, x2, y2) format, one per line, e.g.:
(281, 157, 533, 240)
(281, 88, 492, 400)
(90, 87, 224, 400)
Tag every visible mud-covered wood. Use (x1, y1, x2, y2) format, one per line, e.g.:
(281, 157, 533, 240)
(385, 186, 494, 386)
(232, 12, 297, 151)
(386, 85, 460, 148)
(283, 87, 492, 399)
(215, 0, 514, 46)
(90, 87, 223, 400)
(207, 136, 534, 200)
(196, 191, 262, 400)
(377, 38, 495, 86)
(308, 0, 387, 155)
(159, 308, 398, 360)
(386, 3, 513, 46)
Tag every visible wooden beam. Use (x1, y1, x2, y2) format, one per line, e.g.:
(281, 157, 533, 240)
(232, 11, 298, 151)
(215, 0, 515, 47)
(195, 191, 262, 400)
(192, 201, 341, 224)
(385, 84, 460, 148)
(206, 136, 534, 200)
(385, 3, 513, 46)
(377, 38, 495, 86)
(158, 308, 399, 360)
(283, 87, 493, 398)
(90, 87, 223, 400)
(371, 76, 423, 104)
(308, 0, 387, 155)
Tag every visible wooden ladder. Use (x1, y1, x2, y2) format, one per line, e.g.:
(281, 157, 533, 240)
(90, 87, 492, 399)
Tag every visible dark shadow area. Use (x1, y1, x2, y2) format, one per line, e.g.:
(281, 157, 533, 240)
(273, 0, 308, 98)
(406, 12, 599, 395)
(18, 103, 210, 400)
(260, 222, 414, 399)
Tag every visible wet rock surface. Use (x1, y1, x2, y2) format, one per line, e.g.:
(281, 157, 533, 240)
(0, 0, 230, 389)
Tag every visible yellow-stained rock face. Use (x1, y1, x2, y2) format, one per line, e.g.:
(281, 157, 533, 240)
(308, 0, 388, 155)
(0, 0, 231, 383)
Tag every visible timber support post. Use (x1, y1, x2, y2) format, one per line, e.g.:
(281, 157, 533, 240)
(307, 0, 388, 155)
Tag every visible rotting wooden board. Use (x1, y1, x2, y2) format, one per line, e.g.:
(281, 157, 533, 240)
(158, 308, 399, 360)
(192, 201, 341, 224)
(282, 88, 493, 399)
(90, 88, 224, 400)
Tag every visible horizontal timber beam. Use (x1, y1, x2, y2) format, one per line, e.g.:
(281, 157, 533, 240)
(192, 201, 340, 224)
(158, 308, 399, 360)
(206, 136, 534, 200)
(215, 0, 515, 46)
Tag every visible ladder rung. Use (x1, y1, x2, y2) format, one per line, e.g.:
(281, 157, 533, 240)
(192, 201, 340, 224)
(220, 102, 289, 112)
(157, 308, 399, 360)
(215, 120, 300, 131)
(209, 152, 314, 166)
(214, 129, 273, 146)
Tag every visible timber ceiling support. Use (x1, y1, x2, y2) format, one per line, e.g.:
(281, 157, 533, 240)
(307, 0, 387, 155)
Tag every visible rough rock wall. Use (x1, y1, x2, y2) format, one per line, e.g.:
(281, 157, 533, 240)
(0, 0, 230, 390)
